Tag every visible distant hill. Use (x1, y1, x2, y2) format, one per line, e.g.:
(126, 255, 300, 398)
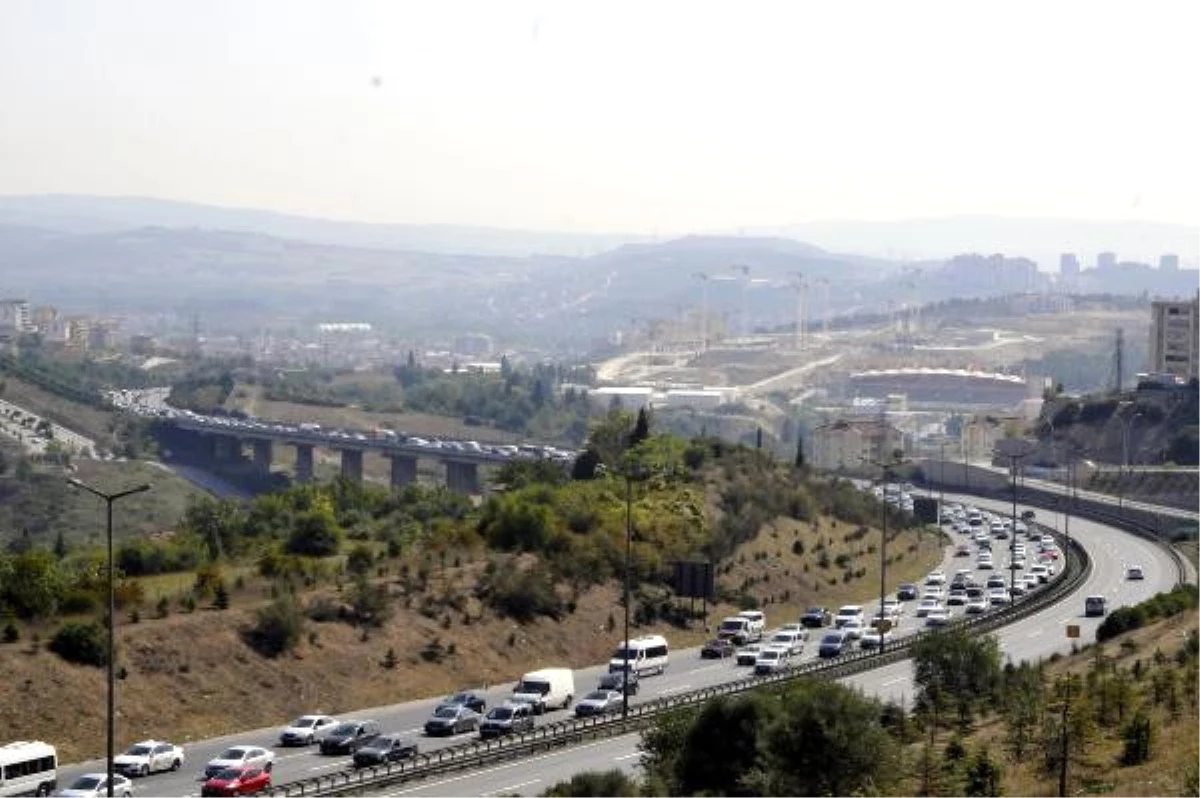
(0, 194, 651, 258)
(740, 215, 1200, 271)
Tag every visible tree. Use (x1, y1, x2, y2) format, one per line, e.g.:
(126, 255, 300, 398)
(755, 426, 763, 450)
(674, 693, 776, 796)
(912, 626, 1003, 730)
(53, 530, 68, 560)
(244, 595, 306, 657)
(1, 550, 68, 618)
(285, 496, 343, 557)
(571, 447, 601, 480)
(964, 745, 1004, 796)
(629, 407, 651, 447)
(541, 770, 639, 797)
(764, 680, 902, 797)
(794, 437, 806, 468)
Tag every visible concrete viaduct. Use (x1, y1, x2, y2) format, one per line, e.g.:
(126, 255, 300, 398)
(170, 417, 522, 494)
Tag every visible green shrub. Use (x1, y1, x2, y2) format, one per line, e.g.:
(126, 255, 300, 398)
(244, 596, 306, 657)
(49, 622, 108, 667)
(474, 561, 563, 623)
(2, 622, 19, 643)
(346, 544, 374, 576)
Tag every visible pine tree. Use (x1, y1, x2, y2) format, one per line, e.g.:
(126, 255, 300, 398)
(756, 426, 763, 450)
(53, 530, 68, 559)
(795, 438, 806, 468)
(629, 407, 651, 447)
(214, 582, 230, 610)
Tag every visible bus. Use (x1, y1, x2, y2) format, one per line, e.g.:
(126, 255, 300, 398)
(0, 741, 57, 797)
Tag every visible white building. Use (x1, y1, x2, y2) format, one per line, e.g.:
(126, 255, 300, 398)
(1149, 296, 1199, 382)
(589, 386, 655, 409)
(663, 389, 731, 409)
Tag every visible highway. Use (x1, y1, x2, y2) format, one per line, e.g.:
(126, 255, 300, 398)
(51, 491, 1183, 797)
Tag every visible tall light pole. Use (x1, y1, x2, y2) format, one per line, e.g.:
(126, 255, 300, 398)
(620, 461, 647, 719)
(994, 439, 1033, 605)
(863, 445, 906, 654)
(67, 478, 151, 798)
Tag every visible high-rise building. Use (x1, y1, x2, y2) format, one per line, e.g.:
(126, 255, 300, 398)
(1096, 252, 1118, 270)
(1149, 295, 1199, 382)
(0, 299, 33, 334)
(1159, 254, 1180, 272)
(1059, 253, 1080, 277)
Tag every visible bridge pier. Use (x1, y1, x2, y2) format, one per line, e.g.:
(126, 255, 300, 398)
(445, 460, 479, 495)
(388, 454, 418, 490)
(210, 434, 239, 463)
(252, 439, 273, 474)
(340, 449, 364, 483)
(294, 444, 314, 483)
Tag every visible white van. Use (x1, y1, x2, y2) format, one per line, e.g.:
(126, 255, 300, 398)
(511, 668, 575, 715)
(608, 635, 670, 675)
(0, 741, 58, 798)
(716, 617, 761, 646)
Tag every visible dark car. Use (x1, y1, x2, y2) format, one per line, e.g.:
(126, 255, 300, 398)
(1020, 510, 1036, 521)
(573, 690, 623, 717)
(818, 631, 850, 658)
(352, 734, 419, 768)
(319, 720, 381, 755)
(440, 690, 487, 714)
(700, 638, 736, 658)
(896, 584, 919, 601)
(200, 767, 271, 797)
(597, 669, 639, 696)
(800, 607, 833, 628)
(424, 704, 480, 736)
(479, 703, 535, 739)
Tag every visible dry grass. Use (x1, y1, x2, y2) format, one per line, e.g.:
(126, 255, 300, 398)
(0, 376, 115, 444)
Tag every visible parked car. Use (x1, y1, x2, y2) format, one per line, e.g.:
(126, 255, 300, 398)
(574, 690, 624, 717)
(597, 670, 639, 696)
(56, 773, 133, 797)
(479, 703, 536, 739)
(700, 638, 736, 659)
(800, 606, 833, 627)
(201, 767, 271, 797)
(204, 746, 274, 779)
(440, 690, 487, 714)
(424, 704, 480, 736)
(352, 735, 419, 768)
(278, 714, 338, 746)
(319, 720, 381, 755)
(114, 740, 184, 777)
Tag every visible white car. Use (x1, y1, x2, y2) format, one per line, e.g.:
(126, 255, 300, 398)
(754, 645, 792, 675)
(279, 714, 338, 746)
(203, 746, 274, 779)
(988, 588, 1010, 606)
(114, 740, 184, 777)
(735, 643, 763, 666)
(922, 585, 944, 600)
(55, 773, 133, 797)
(964, 596, 988, 614)
(769, 631, 805, 655)
(925, 570, 946, 586)
(1127, 564, 1144, 580)
(915, 597, 943, 618)
(840, 617, 867, 640)
(925, 608, 951, 627)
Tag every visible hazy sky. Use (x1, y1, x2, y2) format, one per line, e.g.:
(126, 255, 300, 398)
(2, 0, 1197, 234)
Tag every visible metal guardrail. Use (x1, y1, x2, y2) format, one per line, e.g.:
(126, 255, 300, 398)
(268, 526, 1092, 796)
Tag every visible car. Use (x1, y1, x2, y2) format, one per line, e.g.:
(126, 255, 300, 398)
(800, 606, 833, 627)
(946, 588, 967, 606)
(598, 669, 639, 695)
(1021, 509, 1036, 521)
(1127, 565, 1144, 580)
(319, 720, 381, 755)
(964, 596, 988, 614)
(754, 645, 792, 675)
(818, 631, 850, 658)
(955, 543, 972, 557)
(1023, 574, 1041, 590)
(114, 740, 184, 777)
(1009, 582, 1028, 597)
(859, 630, 894, 650)
(700, 638, 737, 658)
(574, 690, 624, 717)
(735, 643, 763, 666)
(925, 607, 952, 627)
(896, 584, 919, 601)
(976, 557, 994, 570)
(922, 585, 944, 600)
(440, 690, 487, 714)
(768, 630, 805, 655)
(839, 618, 866, 641)
(915, 597, 943, 618)
(989, 588, 1010, 606)
(55, 773, 134, 797)
(834, 605, 864, 628)
(352, 734, 419, 768)
(200, 766, 271, 797)
(204, 746, 274, 779)
(1029, 564, 1050, 583)
(424, 704, 480, 736)
(925, 570, 946, 586)
(278, 714, 338, 746)
(1085, 595, 1108, 617)
(479, 703, 536, 738)
(986, 575, 1007, 590)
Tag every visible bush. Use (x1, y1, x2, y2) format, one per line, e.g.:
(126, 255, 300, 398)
(474, 561, 563, 623)
(49, 622, 109, 667)
(244, 596, 306, 657)
(346, 544, 374, 576)
(2, 622, 19, 643)
(1097, 585, 1199, 642)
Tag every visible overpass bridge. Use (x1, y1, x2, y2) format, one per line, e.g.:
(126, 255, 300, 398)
(167, 415, 567, 494)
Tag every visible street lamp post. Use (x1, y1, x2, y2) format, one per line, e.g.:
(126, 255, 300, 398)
(67, 478, 151, 798)
(994, 439, 1033, 607)
(862, 449, 906, 654)
(619, 463, 648, 720)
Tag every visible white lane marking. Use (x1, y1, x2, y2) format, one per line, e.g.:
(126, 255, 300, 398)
(613, 752, 640, 762)
(486, 779, 540, 796)
(659, 684, 693, 694)
(1027, 629, 1043, 638)
(881, 677, 905, 687)
(385, 735, 639, 795)
(307, 762, 349, 772)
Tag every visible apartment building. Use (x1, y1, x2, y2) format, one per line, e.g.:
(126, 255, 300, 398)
(810, 418, 903, 471)
(1149, 295, 1199, 382)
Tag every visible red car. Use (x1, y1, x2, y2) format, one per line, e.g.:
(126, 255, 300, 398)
(201, 766, 272, 797)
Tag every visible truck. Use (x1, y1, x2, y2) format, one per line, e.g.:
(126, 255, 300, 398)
(716, 615, 762, 646)
(511, 668, 575, 715)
